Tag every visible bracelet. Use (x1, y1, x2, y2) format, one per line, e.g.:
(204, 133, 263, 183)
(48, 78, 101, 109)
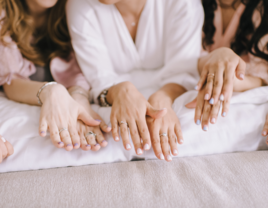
(98, 88, 111, 107)
(70, 91, 89, 99)
(36, 82, 58, 105)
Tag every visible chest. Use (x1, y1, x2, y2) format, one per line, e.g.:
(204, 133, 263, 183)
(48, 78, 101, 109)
(221, 8, 236, 34)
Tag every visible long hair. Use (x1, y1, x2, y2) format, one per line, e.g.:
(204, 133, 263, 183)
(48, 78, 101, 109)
(0, 0, 72, 66)
(202, 0, 268, 61)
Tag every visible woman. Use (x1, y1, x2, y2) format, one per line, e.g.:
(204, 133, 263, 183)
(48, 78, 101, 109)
(186, 0, 268, 136)
(0, 0, 111, 154)
(0, 135, 13, 163)
(66, 0, 204, 161)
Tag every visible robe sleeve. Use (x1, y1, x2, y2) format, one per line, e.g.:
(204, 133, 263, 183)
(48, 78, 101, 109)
(50, 52, 90, 90)
(66, 0, 124, 103)
(0, 36, 36, 86)
(159, 0, 204, 91)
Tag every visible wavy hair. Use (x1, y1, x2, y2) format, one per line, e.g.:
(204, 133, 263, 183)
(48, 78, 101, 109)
(202, 0, 268, 61)
(0, 0, 72, 66)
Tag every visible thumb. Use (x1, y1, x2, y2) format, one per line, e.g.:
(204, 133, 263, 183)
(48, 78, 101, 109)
(78, 108, 100, 127)
(146, 105, 167, 119)
(185, 98, 197, 109)
(236, 58, 246, 80)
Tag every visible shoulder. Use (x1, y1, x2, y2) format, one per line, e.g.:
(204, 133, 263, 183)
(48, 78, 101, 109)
(66, 0, 100, 19)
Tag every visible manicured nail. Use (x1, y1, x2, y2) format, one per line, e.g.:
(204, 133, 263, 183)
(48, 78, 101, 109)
(40, 131, 46, 134)
(239, 74, 244, 80)
(209, 98, 214, 104)
(161, 108, 167, 111)
(203, 126, 208, 131)
(179, 138, 184, 144)
(195, 85, 198, 90)
(173, 150, 178, 155)
(222, 112, 227, 117)
(86, 144, 91, 148)
(107, 126, 112, 131)
(95, 119, 101, 122)
(211, 118, 216, 124)
(262, 131, 267, 136)
(159, 154, 164, 160)
(74, 143, 79, 147)
(144, 144, 150, 150)
(67, 144, 72, 147)
(204, 94, 209, 100)
(220, 94, 224, 101)
(94, 144, 100, 147)
(126, 144, 131, 150)
(196, 120, 201, 125)
(166, 155, 172, 161)
(137, 148, 143, 155)
(58, 142, 64, 145)
(1, 137, 6, 143)
(101, 140, 108, 145)
(115, 137, 120, 141)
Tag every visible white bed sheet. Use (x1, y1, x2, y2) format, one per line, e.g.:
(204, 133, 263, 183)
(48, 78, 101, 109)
(0, 86, 268, 173)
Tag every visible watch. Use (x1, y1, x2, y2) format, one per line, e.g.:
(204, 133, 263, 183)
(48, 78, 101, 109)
(98, 89, 111, 107)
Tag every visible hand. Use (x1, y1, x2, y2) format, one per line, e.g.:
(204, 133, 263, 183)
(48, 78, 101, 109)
(262, 114, 268, 145)
(0, 135, 14, 163)
(196, 47, 246, 117)
(38, 84, 100, 151)
(107, 81, 167, 155)
(186, 87, 222, 131)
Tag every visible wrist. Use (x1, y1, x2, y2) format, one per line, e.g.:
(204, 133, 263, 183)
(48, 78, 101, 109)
(39, 84, 67, 103)
(148, 91, 173, 108)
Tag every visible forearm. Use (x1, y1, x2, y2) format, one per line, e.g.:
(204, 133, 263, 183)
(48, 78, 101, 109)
(198, 55, 209, 75)
(148, 83, 186, 108)
(68, 86, 91, 112)
(233, 75, 264, 92)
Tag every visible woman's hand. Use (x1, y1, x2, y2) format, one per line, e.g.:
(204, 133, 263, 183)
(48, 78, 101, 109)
(106, 81, 167, 155)
(147, 83, 186, 161)
(39, 84, 100, 151)
(262, 114, 268, 145)
(0, 136, 14, 163)
(196, 47, 246, 116)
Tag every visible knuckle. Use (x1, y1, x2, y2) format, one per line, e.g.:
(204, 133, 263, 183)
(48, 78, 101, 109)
(152, 138, 160, 146)
(121, 127, 128, 134)
(169, 134, 176, 142)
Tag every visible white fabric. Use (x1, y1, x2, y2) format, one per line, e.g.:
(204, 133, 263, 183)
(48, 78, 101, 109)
(0, 86, 268, 173)
(66, 0, 203, 103)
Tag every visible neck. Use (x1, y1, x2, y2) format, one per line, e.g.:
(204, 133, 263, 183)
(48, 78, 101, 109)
(115, 0, 147, 17)
(219, 0, 241, 8)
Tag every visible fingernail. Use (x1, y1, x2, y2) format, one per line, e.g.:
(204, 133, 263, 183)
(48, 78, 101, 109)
(196, 120, 201, 125)
(58, 142, 63, 145)
(126, 144, 131, 150)
(159, 153, 164, 160)
(203, 126, 208, 131)
(86, 144, 91, 148)
(179, 138, 184, 144)
(67, 144, 72, 147)
(40, 131, 45, 134)
(262, 131, 267, 136)
(74, 143, 79, 147)
(173, 150, 178, 155)
(195, 85, 198, 90)
(144, 144, 150, 150)
(220, 94, 224, 101)
(211, 118, 216, 124)
(222, 112, 227, 117)
(1, 137, 6, 143)
(161, 108, 167, 110)
(239, 74, 244, 79)
(209, 98, 214, 104)
(107, 126, 112, 131)
(137, 148, 143, 155)
(94, 144, 100, 147)
(115, 136, 120, 141)
(204, 94, 209, 100)
(101, 140, 107, 145)
(166, 155, 172, 161)
(95, 119, 101, 122)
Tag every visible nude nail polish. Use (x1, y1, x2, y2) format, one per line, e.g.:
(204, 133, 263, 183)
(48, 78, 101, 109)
(211, 118, 216, 124)
(1, 137, 6, 143)
(137, 148, 143, 155)
(143, 144, 150, 150)
(159, 154, 164, 160)
(220, 94, 224, 101)
(166, 155, 172, 161)
(239, 74, 244, 79)
(209, 98, 214, 105)
(173, 150, 178, 155)
(204, 94, 209, 100)
(115, 137, 120, 141)
(126, 144, 131, 150)
(107, 126, 112, 131)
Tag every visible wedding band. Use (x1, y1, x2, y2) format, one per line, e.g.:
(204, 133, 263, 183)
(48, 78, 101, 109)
(59, 128, 68, 134)
(159, 133, 168, 137)
(207, 73, 215, 77)
(120, 121, 128, 126)
(86, 131, 97, 138)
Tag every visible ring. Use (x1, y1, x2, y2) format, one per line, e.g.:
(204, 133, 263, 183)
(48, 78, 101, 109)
(86, 131, 97, 138)
(207, 73, 215, 77)
(120, 121, 128, 126)
(59, 128, 68, 134)
(159, 133, 168, 137)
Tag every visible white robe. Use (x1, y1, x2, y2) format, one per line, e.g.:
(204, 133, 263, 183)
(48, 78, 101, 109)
(66, 0, 204, 102)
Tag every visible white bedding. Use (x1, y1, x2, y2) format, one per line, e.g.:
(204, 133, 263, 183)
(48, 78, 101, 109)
(0, 86, 268, 173)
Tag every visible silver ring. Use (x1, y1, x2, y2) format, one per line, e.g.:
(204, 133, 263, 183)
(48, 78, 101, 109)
(159, 133, 168, 137)
(120, 121, 128, 126)
(59, 128, 68, 134)
(207, 73, 215, 77)
(86, 131, 97, 138)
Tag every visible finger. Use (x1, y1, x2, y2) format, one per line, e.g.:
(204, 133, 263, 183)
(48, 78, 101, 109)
(236, 58, 246, 80)
(59, 128, 73, 151)
(0, 139, 7, 159)
(210, 100, 221, 124)
(185, 98, 197, 109)
(195, 94, 205, 125)
(168, 128, 178, 156)
(262, 114, 268, 137)
(68, 125, 80, 149)
(221, 74, 234, 117)
(128, 121, 143, 155)
(148, 119, 164, 160)
(174, 123, 184, 145)
(39, 118, 48, 137)
(146, 105, 167, 119)
(94, 128, 108, 148)
(201, 101, 211, 131)
(79, 132, 91, 151)
(98, 119, 112, 133)
(111, 115, 120, 142)
(0, 146, 2, 163)
(210, 68, 224, 105)
(78, 108, 100, 127)
(160, 132, 172, 162)
(85, 132, 100, 151)
(48, 121, 64, 148)
(136, 119, 151, 151)
(196, 65, 209, 91)
(204, 72, 214, 101)
(119, 120, 131, 151)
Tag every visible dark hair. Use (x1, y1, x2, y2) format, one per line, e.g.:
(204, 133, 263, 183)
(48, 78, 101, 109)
(202, 0, 268, 61)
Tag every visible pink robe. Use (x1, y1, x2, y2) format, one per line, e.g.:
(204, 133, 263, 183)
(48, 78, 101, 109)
(203, 1, 268, 84)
